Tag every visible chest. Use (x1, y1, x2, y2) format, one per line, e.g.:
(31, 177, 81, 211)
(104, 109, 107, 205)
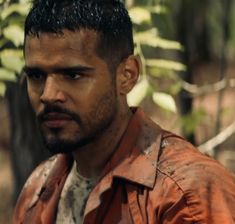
(83, 181, 154, 224)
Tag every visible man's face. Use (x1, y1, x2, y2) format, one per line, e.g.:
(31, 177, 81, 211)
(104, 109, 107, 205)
(24, 29, 119, 154)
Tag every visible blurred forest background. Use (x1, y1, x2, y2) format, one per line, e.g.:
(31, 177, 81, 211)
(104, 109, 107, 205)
(1, 0, 235, 223)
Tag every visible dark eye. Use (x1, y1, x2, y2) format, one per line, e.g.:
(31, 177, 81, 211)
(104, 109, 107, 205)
(26, 73, 44, 80)
(64, 73, 82, 80)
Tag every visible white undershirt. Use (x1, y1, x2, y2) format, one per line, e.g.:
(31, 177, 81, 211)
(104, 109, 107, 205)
(56, 161, 96, 224)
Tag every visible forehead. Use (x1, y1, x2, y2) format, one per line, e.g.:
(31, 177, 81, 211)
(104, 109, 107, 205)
(24, 29, 100, 67)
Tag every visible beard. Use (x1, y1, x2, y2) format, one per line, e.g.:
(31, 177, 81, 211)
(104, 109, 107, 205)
(38, 87, 118, 155)
(42, 133, 97, 154)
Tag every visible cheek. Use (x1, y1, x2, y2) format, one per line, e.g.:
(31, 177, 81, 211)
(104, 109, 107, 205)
(27, 85, 41, 112)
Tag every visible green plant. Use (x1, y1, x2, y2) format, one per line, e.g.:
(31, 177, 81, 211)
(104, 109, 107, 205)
(0, 0, 29, 95)
(127, 2, 186, 113)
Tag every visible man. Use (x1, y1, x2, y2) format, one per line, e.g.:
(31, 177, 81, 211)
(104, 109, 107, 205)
(13, 0, 235, 223)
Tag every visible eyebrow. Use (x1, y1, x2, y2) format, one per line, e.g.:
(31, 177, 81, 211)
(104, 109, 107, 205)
(22, 65, 95, 75)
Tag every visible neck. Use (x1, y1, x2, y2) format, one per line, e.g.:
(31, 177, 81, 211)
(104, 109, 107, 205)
(72, 107, 132, 178)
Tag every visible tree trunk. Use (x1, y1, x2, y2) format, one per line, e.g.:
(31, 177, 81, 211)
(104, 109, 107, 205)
(174, 0, 210, 143)
(5, 78, 50, 203)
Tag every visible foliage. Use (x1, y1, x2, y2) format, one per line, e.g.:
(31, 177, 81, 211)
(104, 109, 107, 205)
(127, 1, 185, 114)
(179, 108, 208, 136)
(0, 0, 29, 96)
(127, 0, 235, 140)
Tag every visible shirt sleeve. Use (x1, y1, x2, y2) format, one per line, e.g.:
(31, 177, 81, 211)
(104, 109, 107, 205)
(154, 135, 235, 223)
(157, 158, 235, 224)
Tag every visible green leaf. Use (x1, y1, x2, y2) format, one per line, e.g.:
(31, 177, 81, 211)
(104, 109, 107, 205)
(20, 0, 29, 3)
(180, 109, 207, 135)
(169, 82, 182, 95)
(148, 5, 168, 14)
(127, 79, 149, 106)
(129, 7, 151, 25)
(134, 29, 184, 50)
(1, 3, 29, 20)
(147, 66, 177, 78)
(152, 92, 177, 113)
(0, 82, 6, 97)
(146, 59, 186, 72)
(0, 39, 8, 49)
(0, 50, 24, 73)
(3, 25, 24, 47)
(6, 15, 26, 28)
(0, 68, 17, 81)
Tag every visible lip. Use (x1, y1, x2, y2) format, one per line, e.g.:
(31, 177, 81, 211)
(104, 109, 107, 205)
(42, 112, 73, 128)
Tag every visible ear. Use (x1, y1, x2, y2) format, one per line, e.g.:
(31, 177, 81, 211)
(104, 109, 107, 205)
(117, 55, 141, 95)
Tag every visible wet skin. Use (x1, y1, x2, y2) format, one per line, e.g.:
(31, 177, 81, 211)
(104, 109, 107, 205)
(24, 29, 139, 177)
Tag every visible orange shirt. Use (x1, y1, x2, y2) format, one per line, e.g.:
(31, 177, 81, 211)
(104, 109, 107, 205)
(13, 108, 235, 223)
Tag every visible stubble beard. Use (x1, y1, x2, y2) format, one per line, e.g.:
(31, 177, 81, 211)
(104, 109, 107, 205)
(40, 88, 118, 155)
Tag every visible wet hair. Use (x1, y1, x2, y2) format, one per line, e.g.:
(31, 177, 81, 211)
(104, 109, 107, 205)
(24, 0, 134, 73)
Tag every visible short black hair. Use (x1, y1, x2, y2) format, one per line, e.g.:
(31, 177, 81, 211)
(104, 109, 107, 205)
(24, 0, 134, 73)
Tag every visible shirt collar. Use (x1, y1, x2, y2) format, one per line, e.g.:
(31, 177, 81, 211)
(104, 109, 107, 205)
(110, 107, 163, 188)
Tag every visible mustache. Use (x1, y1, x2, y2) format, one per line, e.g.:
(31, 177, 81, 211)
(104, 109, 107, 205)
(37, 105, 82, 124)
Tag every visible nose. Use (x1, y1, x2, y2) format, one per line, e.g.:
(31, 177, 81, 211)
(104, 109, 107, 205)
(40, 76, 66, 104)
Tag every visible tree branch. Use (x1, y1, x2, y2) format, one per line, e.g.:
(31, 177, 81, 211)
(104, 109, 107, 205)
(199, 120, 235, 156)
(181, 78, 235, 96)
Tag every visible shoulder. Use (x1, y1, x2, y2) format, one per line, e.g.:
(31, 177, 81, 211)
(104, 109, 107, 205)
(21, 155, 58, 192)
(156, 133, 235, 223)
(158, 133, 235, 186)
(13, 155, 59, 222)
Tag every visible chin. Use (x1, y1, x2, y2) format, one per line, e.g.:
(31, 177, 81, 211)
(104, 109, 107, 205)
(43, 135, 94, 155)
